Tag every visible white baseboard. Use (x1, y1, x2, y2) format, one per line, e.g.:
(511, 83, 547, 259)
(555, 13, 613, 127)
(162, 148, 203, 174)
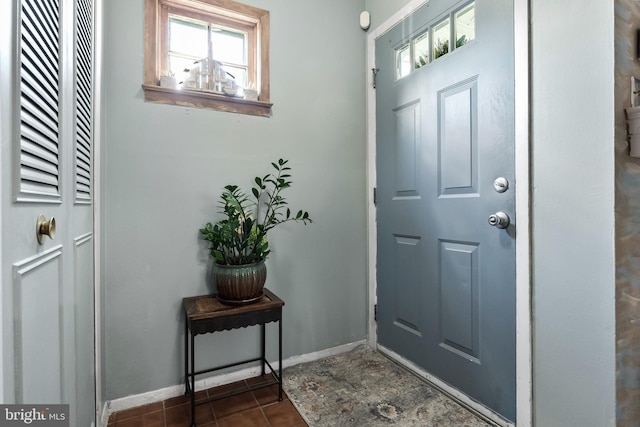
(100, 339, 368, 426)
(377, 345, 514, 427)
(99, 403, 109, 427)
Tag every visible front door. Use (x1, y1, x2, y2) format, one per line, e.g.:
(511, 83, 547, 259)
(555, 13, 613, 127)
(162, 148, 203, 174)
(376, 0, 516, 422)
(0, 1, 96, 425)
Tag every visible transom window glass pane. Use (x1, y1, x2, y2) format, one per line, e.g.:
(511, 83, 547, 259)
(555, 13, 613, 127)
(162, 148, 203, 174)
(455, 2, 475, 48)
(414, 32, 429, 69)
(396, 44, 411, 79)
(433, 18, 450, 59)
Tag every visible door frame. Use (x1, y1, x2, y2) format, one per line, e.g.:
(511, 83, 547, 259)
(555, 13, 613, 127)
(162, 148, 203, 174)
(94, 0, 104, 424)
(0, 0, 5, 404)
(365, 1, 531, 426)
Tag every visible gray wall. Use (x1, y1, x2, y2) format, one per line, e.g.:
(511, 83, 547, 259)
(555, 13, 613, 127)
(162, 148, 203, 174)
(364, 1, 411, 30)
(101, 0, 368, 400)
(531, 0, 616, 425)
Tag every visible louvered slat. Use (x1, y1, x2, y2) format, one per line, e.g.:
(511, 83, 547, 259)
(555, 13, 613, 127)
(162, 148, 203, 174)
(20, 108, 58, 148)
(20, 43, 58, 105)
(75, 0, 93, 203)
(20, 130, 58, 164)
(19, 0, 60, 201)
(22, 1, 59, 66)
(20, 152, 59, 178)
(20, 71, 58, 122)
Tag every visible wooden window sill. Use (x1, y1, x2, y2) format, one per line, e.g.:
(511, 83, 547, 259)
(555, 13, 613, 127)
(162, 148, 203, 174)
(142, 84, 273, 117)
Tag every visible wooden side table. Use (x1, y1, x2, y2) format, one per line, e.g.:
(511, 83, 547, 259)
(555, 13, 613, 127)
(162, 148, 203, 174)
(183, 288, 284, 427)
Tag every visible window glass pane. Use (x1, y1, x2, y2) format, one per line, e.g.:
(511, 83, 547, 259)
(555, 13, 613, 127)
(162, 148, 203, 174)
(169, 55, 205, 89)
(169, 56, 199, 86)
(414, 32, 429, 69)
(169, 17, 208, 58)
(396, 44, 411, 79)
(433, 18, 450, 59)
(211, 28, 246, 65)
(222, 65, 247, 88)
(455, 2, 475, 48)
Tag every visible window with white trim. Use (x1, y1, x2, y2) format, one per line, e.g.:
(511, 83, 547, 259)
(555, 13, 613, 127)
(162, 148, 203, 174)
(143, 0, 271, 117)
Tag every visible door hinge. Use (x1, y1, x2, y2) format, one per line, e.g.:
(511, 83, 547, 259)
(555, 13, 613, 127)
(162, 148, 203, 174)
(374, 304, 378, 322)
(373, 187, 377, 206)
(372, 68, 379, 89)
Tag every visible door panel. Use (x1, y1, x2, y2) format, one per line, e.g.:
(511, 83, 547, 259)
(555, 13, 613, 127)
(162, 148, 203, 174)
(1, 1, 95, 425)
(376, 0, 515, 421)
(439, 240, 479, 362)
(13, 247, 64, 403)
(74, 233, 95, 426)
(393, 235, 423, 337)
(18, 0, 62, 202)
(394, 101, 420, 195)
(439, 78, 477, 195)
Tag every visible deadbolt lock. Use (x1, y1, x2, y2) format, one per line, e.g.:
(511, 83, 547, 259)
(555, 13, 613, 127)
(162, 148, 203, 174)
(493, 177, 509, 193)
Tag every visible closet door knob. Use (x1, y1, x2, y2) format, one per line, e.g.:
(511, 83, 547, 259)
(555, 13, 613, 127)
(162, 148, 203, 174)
(36, 214, 56, 244)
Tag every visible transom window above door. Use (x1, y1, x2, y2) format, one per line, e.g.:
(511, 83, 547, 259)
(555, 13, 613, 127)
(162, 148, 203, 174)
(396, 1, 475, 80)
(143, 0, 271, 117)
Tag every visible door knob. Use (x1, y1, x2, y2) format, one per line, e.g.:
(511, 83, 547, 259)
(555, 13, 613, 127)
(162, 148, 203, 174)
(488, 211, 510, 229)
(36, 214, 56, 244)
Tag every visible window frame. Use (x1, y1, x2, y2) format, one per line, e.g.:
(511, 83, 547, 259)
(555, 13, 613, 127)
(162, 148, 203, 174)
(143, 0, 271, 117)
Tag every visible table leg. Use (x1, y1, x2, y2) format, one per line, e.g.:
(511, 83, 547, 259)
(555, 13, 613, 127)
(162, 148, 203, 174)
(261, 323, 266, 376)
(184, 319, 189, 395)
(278, 317, 283, 401)
(190, 332, 196, 427)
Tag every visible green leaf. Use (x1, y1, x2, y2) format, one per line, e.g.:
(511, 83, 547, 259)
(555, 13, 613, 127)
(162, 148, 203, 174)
(201, 159, 313, 264)
(213, 250, 224, 262)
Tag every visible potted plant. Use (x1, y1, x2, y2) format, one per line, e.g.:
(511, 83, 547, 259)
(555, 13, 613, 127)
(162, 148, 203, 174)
(200, 159, 313, 304)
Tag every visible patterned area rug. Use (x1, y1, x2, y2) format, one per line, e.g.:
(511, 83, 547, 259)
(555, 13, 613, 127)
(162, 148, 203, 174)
(283, 347, 494, 426)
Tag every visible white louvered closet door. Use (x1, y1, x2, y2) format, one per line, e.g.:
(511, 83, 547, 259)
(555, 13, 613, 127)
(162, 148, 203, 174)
(1, 0, 96, 425)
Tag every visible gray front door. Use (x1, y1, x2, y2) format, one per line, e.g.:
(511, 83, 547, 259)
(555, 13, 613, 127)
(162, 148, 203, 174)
(376, 0, 516, 421)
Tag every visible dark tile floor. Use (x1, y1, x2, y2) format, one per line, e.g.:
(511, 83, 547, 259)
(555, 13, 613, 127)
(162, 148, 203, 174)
(107, 376, 308, 427)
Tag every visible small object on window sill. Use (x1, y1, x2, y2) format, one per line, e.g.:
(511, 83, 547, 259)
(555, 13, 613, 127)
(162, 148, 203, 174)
(223, 86, 241, 97)
(244, 89, 258, 101)
(160, 76, 177, 88)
